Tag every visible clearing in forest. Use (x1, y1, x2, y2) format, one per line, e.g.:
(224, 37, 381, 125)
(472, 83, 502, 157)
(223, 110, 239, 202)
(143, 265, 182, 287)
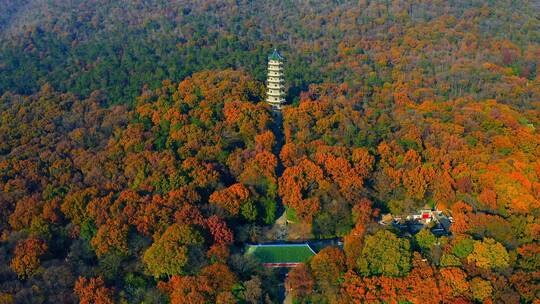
(245, 243, 316, 267)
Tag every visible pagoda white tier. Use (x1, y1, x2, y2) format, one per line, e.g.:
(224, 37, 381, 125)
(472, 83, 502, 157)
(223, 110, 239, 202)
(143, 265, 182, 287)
(266, 49, 285, 109)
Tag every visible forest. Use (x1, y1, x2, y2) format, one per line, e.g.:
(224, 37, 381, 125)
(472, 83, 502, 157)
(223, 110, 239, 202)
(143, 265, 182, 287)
(0, 0, 539, 303)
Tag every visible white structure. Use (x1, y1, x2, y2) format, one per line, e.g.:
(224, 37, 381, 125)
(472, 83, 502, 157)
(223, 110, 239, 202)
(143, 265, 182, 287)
(266, 49, 286, 109)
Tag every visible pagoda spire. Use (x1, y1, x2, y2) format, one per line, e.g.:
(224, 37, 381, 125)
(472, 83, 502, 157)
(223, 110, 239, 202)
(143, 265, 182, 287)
(265, 49, 285, 109)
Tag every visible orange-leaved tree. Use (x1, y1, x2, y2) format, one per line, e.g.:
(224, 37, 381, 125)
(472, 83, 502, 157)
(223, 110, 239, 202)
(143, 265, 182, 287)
(10, 238, 47, 279)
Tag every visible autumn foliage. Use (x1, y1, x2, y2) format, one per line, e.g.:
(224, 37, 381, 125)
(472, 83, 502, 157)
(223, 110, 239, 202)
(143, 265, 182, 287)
(74, 277, 115, 304)
(0, 1, 539, 302)
(10, 238, 47, 279)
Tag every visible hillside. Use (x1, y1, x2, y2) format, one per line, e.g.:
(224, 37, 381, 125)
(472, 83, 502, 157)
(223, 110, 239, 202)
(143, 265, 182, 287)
(0, 1, 539, 303)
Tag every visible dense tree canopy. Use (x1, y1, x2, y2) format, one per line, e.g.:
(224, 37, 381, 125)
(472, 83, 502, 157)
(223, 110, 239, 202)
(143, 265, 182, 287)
(0, 0, 539, 303)
(356, 230, 411, 277)
(143, 224, 204, 278)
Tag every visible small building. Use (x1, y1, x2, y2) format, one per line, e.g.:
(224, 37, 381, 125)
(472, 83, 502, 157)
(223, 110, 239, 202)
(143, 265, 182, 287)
(266, 49, 286, 109)
(245, 243, 316, 267)
(407, 209, 434, 222)
(379, 208, 453, 236)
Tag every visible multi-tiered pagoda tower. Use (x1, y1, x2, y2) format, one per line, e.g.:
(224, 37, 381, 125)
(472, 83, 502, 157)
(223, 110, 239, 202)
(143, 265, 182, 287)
(266, 49, 285, 109)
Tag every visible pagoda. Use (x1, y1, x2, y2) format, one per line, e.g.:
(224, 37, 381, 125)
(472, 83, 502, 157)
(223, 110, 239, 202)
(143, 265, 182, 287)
(266, 49, 285, 109)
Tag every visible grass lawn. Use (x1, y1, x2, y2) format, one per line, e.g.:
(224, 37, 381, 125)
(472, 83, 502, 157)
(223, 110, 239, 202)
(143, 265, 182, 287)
(286, 207, 298, 223)
(246, 244, 315, 263)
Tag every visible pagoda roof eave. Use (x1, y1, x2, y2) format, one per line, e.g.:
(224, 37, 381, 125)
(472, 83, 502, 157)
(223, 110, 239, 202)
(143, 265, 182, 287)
(268, 49, 284, 61)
